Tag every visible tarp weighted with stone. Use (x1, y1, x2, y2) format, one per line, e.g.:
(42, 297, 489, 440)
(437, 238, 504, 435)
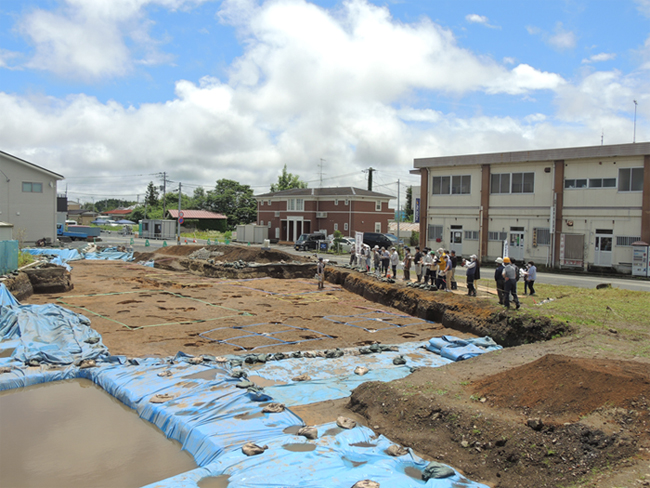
(0, 298, 490, 488)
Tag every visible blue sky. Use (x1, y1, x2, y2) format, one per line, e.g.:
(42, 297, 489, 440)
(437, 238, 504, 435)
(1, 0, 649, 203)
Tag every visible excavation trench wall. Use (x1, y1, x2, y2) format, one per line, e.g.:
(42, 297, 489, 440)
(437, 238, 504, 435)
(324, 268, 572, 348)
(176, 259, 318, 280)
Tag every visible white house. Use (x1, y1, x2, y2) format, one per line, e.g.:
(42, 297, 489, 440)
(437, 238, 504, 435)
(0, 150, 64, 244)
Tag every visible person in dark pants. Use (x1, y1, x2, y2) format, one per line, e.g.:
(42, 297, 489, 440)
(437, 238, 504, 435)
(502, 257, 520, 309)
(524, 261, 537, 296)
(449, 250, 458, 290)
(403, 247, 411, 281)
(465, 254, 478, 296)
(494, 257, 505, 305)
(381, 247, 390, 276)
(413, 246, 422, 282)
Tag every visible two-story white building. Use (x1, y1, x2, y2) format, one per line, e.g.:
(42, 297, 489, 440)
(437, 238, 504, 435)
(0, 150, 64, 244)
(412, 142, 650, 273)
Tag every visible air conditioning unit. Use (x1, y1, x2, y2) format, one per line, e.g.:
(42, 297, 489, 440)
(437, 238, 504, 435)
(316, 212, 327, 218)
(274, 211, 280, 217)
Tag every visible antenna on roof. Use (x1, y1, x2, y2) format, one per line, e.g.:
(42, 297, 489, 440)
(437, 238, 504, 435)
(601, 129, 604, 146)
(319, 159, 325, 188)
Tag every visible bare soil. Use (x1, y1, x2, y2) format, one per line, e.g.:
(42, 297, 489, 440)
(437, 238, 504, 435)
(18, 245, 650, 488)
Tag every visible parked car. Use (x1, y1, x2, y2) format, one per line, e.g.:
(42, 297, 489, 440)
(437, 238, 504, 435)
(384, 233, 404, 246)
(330, 236, 356, 253)
(362, 232, 393, 250)
(294, 233, 327, 251)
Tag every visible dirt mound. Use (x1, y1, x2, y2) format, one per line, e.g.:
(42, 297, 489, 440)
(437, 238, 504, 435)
(204, 245, 309, 264)
(473, 354, 650, 423)
(152, 245, 202, 256)
(149, 244, 308, 264)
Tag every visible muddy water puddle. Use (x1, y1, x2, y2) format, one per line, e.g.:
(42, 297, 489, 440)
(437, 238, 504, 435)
(282, 443, 316, 452)
(247, 374, 287, 387)
(0, 378, 196, 488)
(198, 474, 231, 488)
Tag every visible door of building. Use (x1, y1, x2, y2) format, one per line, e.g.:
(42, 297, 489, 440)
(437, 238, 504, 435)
(449, 226, 463, 255)
(594, 230, 613, 267)
(509, 227, 525, 262)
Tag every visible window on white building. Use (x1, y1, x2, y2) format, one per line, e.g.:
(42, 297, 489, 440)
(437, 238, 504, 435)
(491, 172, 534, 194)
(428, 225, 443, 241)
(618, 168, 644, 192)
(432, 175, 471, 195)
(22, 182, 43, 193)
(464, 230, 479, 240)
(375, 222, 382, 232)
(616, 236, 641, 246)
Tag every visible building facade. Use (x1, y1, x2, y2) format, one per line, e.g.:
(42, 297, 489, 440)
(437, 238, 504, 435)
(413, 142, 650, 273)
(0, 150, 64, 244)
(255, 187, 395, 242)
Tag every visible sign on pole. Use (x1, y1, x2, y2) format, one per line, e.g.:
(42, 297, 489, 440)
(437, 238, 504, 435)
(503, 239, 509, 258)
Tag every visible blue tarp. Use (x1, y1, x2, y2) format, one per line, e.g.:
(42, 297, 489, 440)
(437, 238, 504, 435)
(0, 303, 490, 488)
(0, 303, 107, 365)
(426, 335, 502, 361)
(0, 283, 20, 307)
(252, 343, 452, 406)
(24, 247, 134, 267)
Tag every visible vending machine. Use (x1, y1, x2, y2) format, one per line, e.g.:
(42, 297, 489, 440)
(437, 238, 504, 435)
(632, 242, 649, 277)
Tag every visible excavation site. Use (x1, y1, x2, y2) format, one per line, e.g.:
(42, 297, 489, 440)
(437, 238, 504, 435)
(1, 244, 649, 488)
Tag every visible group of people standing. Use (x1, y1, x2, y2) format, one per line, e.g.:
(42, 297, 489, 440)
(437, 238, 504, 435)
(351, 245, 401, 278)
(494, 257, 537, 309)
(348, 243, 538, 309)
(407, 247, 463, 292)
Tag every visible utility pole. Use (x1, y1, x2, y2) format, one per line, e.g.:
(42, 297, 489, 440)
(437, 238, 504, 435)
(177, 182, 182, 244)
(319, 159, 325, 188)
(162, 171, 167, 218)
(634, 100, 638, 143)
(397, 179, 400, 247)
(367, 167, 374, 191)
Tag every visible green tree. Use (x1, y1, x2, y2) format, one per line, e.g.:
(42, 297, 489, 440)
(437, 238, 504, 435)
(405, 186, 414, 221)
(145, 181, 159, 207)
(94, 198, 135, 213)
(161, 191, 193, 215)
(192, 187, 207, 209)
(270, 164, 307, 192)
(206, 179, 257, 229)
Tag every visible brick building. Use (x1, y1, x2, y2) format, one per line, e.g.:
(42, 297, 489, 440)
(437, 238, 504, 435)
(255, 187, 394, 242)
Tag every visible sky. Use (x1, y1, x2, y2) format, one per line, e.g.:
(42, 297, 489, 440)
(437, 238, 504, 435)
(1, 0, 649, 204)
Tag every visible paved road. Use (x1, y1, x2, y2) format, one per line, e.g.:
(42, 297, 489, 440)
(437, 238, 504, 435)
(91, 235, 650, 293)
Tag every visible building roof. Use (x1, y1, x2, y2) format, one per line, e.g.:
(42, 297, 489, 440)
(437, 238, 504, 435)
(413, 142, 650, 168)
(167, 209, 227, 219)
(105, 208, 133, 215)
(0, 149, 64, 179)
(256, 186, 394, 199)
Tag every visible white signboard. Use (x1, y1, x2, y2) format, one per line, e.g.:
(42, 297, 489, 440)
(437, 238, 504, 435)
(355, 231, 364, 255)
(502, 239, 509, 258)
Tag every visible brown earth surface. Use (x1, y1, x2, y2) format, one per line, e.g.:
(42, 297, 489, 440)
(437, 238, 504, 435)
(19, 245, 650, 488)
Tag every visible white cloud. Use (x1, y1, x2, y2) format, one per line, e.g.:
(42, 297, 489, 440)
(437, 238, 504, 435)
(527, 22, 576, 51)
(1, 0, 646, 201)
(0, 49, 21, 69)
(548, 22, 576, 51)
(465, 13, 500, 29)
(17, 0, 210, 81)
(582, 52, 616, 64)
(636, 0, 650, 17)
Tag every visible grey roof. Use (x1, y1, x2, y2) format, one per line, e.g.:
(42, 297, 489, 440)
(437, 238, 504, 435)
(0, 149, 65, 179)
(256, 186, 394, 199)
(413, 142, 650, 168)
